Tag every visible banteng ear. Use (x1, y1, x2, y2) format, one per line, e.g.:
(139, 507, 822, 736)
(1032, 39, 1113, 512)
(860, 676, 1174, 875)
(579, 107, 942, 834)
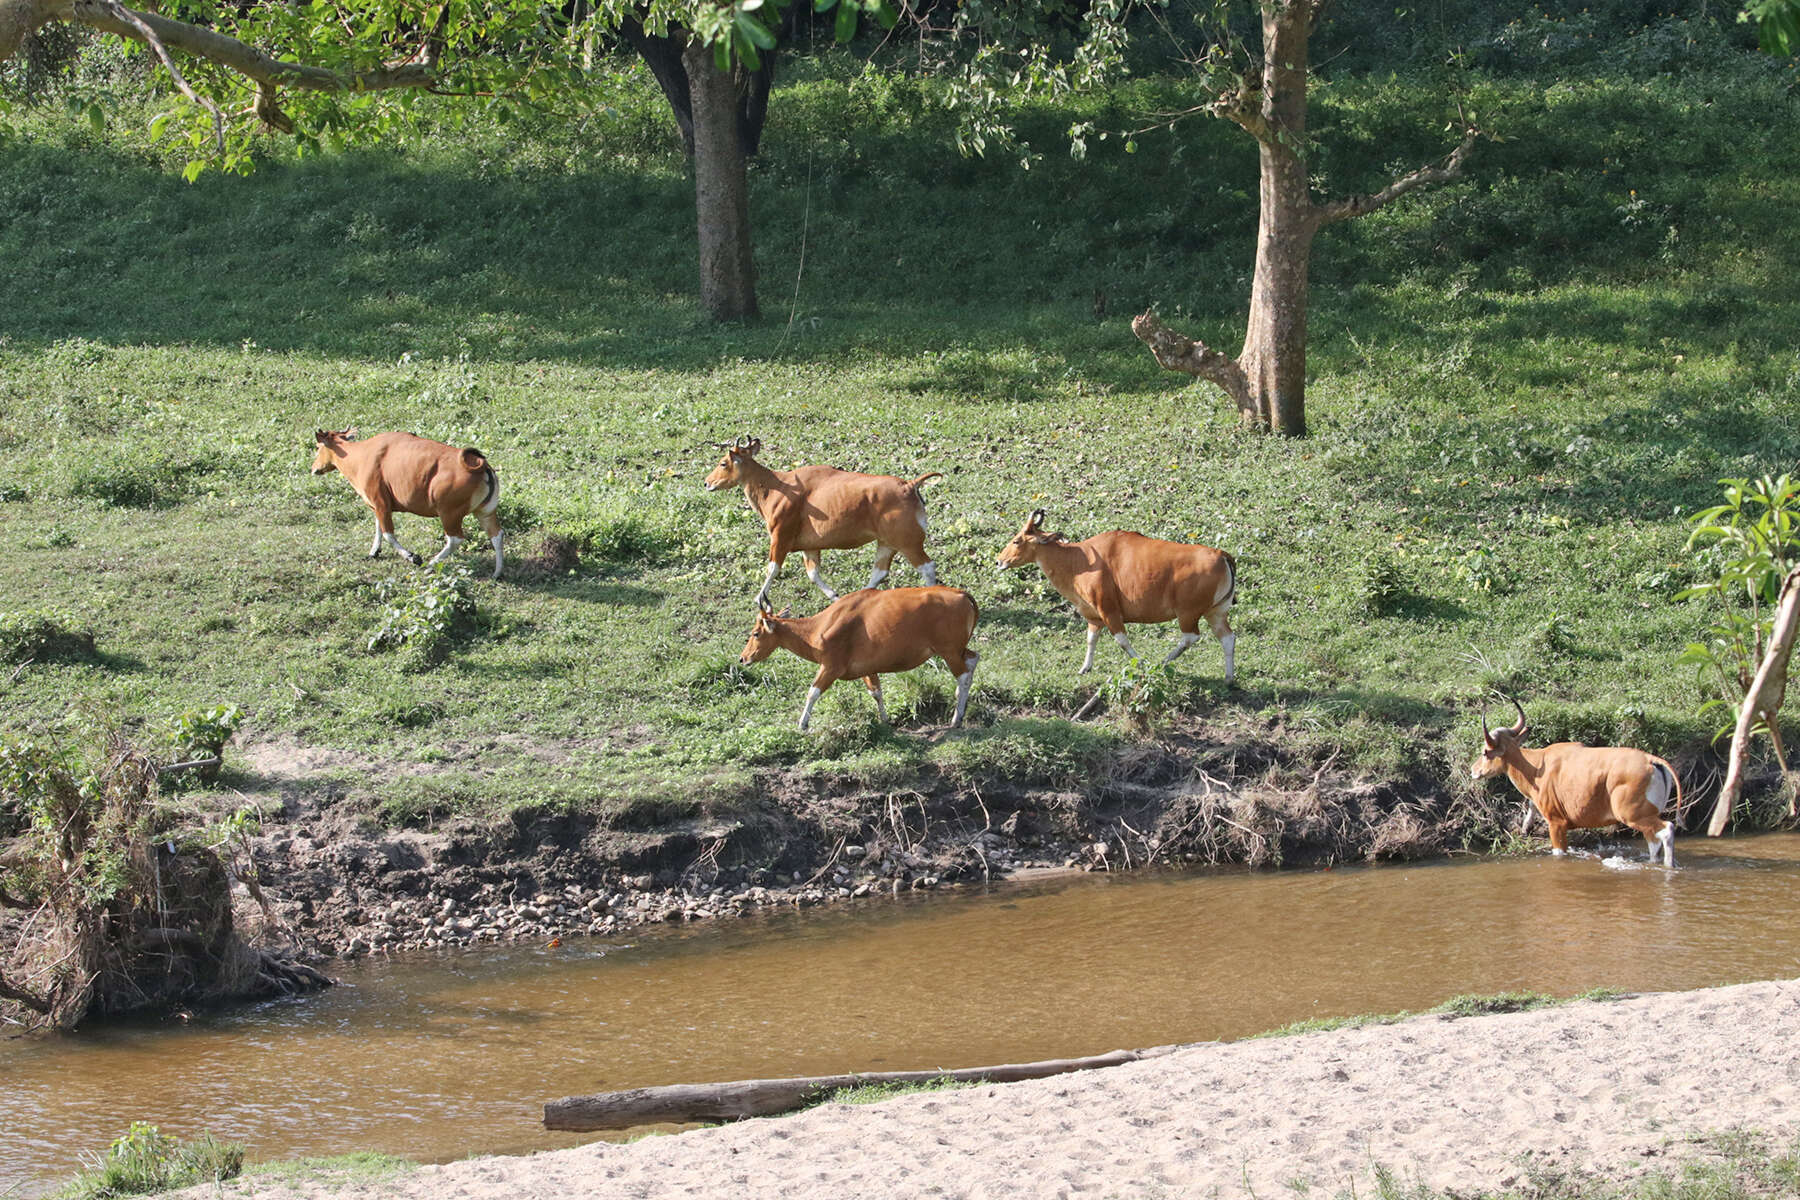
(343, 428, 358, 440)
(745, 437, 763, 455)
(776, 606, 792, 619)
(1028, 508, 1046, 530)
(315, 429, 330, 443)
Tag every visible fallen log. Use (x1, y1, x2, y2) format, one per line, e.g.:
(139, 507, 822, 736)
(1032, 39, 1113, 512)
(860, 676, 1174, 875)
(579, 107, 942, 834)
(543, 1045, 1187, 1132)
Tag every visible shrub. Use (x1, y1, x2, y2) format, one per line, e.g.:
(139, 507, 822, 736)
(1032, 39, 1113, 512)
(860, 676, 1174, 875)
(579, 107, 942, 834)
(1677, 474, 1800, 737)
(1357, 551, 1414, 617)
(367, 565, 477, 670)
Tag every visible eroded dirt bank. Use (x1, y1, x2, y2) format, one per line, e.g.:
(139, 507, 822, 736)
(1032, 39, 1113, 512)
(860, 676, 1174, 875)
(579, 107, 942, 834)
(231, 722, 1736, 963)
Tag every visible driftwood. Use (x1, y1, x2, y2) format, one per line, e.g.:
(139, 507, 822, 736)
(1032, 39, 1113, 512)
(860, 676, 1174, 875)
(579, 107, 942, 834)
(1708, 565, 1800, 835)
(543, 1046, 1186, 1132)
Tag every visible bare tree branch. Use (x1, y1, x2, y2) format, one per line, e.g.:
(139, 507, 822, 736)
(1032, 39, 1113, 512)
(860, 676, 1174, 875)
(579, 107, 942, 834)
(1312, 124, 1480, 227)
(1131, 311, 1257, 423)
(0, 968, 53, 1014)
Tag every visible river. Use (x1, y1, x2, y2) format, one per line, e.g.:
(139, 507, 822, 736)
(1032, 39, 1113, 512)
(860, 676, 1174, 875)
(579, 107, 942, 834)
(6, 834, 1800, 1197)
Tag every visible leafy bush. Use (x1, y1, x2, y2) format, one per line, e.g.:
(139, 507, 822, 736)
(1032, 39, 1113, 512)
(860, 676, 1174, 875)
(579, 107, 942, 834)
(1104, 657, 1180, 729)
(63, 1122, 243, 1200)
(0, 609, 95, 663)
(367, 565, 477, 669)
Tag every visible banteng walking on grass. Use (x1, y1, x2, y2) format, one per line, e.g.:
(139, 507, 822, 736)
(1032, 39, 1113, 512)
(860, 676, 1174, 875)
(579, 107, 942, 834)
(739, 587, 980, 732)
(310, 430, 505, 578)
(996, 510, 1237, 682)
(1471, 696, 1682, 866)
(703, 436, 941, 609)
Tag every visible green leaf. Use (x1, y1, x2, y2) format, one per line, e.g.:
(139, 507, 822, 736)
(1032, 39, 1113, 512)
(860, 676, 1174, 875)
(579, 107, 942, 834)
(736, 11, 776, 50)
(86, 103, 106, 133)
(182, 160, 205, 183)
(834, 0, 857, 42)
(148, 112, 173, 141)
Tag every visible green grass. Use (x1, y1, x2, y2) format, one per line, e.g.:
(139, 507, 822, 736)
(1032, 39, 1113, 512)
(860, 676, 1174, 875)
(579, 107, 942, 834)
(1255, 988, 1626, 1038)
(242, 1151, 418, 1190)
(4, 20, 1799, 829)
(825, 1077, 980, 1106)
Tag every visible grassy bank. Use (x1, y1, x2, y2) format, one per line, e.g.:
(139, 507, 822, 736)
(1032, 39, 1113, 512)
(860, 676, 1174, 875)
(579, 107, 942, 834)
(4, 20, 1799, 833)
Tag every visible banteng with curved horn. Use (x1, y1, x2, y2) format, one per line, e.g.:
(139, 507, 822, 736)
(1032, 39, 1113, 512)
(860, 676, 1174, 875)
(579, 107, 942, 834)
(704, 436, 941, 609)
(995, 509, 1237, 681)
(1471, 695, 1682, 866)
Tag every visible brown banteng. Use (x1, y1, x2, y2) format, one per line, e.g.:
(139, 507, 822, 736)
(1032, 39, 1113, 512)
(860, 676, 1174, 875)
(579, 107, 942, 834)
(1471, 697, 1681, 866)
(995, 510, 1237, 681)
(310, 430, 504, 578)
(739, 587, 979, 732)
(703, 437, 941, 608)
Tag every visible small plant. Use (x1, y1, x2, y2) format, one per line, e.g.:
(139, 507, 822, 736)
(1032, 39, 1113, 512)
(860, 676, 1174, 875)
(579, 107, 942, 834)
(1104, 656, 1180, 729)
(63, 1122, 244, 1199)
(367, 564, 477, 669)
(1451, 546, 1512, 596)
(163, 703, 243, 782)
(1532, 611, 1576, 656)
(1356, 551, 1413, 617)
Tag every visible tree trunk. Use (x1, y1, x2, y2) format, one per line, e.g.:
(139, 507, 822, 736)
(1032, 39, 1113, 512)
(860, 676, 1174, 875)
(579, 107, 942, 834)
(1236, 1, 1317, 436)
(682, 42, 758, 321)
(623, 19, 779, 160)
(1707, 565, 1800, 835)
(1135, 1, 1476, 437)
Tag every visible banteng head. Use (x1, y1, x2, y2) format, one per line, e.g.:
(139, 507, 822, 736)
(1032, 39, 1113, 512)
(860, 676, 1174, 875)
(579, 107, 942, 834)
(1471, 695, 1530, 780)
(309, 429, 357, 475)
(704, 436, 765, 492)
(739, 599, 790, 664)
(996, 509, 1061, 570)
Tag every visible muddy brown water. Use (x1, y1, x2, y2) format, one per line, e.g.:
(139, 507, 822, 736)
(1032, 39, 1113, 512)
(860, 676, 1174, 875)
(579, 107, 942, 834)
(7, 834, 1800, 1197)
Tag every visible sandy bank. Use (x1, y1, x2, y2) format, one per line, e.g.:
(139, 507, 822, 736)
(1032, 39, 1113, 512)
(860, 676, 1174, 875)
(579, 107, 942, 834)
(190, 976, 1800, 1199)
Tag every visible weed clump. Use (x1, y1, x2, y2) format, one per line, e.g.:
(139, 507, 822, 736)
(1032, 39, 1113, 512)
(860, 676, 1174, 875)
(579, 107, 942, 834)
(367, 565, 478, 671)
(63, 1121, 244, 1200)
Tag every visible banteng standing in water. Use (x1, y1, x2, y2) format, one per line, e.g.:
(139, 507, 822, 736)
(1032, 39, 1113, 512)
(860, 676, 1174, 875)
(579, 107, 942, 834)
(1471, 696, 1682, 866)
